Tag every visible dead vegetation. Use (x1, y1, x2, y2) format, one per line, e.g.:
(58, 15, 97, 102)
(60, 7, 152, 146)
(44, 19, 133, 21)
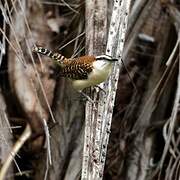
(0, 0, 180, 180)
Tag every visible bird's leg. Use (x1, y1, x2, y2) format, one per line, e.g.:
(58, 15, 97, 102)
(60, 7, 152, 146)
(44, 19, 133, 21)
(79, 91, 95, 104)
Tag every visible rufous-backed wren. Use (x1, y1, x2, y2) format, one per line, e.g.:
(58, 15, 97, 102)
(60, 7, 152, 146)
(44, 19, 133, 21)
(32, 46, 118, 101)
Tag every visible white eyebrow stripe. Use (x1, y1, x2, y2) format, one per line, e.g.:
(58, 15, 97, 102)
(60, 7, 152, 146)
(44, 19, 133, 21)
(96, 55, 112, 60)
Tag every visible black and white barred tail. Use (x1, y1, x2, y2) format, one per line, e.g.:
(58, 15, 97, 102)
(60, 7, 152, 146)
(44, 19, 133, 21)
(32, 46, 66, 62)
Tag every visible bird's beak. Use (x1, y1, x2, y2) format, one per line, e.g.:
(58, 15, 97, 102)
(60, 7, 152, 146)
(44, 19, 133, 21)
(109, 58, 118, 61)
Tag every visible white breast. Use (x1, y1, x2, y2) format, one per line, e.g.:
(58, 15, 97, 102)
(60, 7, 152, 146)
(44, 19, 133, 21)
(72, 61, 112, 91)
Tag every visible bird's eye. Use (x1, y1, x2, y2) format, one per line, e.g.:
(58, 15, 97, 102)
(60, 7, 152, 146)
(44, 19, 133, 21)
(41, 48, 46, 53)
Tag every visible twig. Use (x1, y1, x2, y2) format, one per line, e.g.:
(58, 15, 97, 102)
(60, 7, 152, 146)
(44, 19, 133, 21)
(159, 32, 180, 170)
(43, 118, 51, 180)
(0, 124, 32, 180)
(60, 0, 79, 14)
(42, 118, 52, 165)
(0, 17, 6, 67)
(0, 27, 26, 67)
(58, 32, 85, 51)
(0, 1, 27, 67)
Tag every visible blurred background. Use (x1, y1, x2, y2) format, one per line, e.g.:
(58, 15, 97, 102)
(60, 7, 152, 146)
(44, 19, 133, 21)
(0, 0, 180, 180)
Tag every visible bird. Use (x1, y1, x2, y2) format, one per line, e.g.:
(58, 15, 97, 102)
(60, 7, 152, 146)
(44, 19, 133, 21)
(32, 46, 118, 102)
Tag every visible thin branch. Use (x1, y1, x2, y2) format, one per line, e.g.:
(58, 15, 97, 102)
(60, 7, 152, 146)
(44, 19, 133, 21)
(58, 31, 85, 51)
(0, 124, 32, 180)
(159, 32, 180, 172)
(60, 0, 79, 14)
(42, 119, 51, 180)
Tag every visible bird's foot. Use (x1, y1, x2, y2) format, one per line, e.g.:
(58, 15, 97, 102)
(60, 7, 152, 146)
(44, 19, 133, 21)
(94, 85, 106, 95)
(80, 91, 95, 104)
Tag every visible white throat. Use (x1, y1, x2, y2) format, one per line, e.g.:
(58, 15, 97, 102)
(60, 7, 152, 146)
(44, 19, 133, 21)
(93, 60, 110, 70)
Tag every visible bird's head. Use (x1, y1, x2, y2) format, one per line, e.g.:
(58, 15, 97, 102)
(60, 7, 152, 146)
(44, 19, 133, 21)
(95, 55, 118, 62)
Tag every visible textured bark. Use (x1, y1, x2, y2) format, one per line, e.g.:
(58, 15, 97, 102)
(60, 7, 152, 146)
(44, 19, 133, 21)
(82, 0, 108, 179)
(82, 0, 132, 179)
(1, 0, 180, 179)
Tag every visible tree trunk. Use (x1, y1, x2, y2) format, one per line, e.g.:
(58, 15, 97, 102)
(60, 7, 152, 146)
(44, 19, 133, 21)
(0, 0, 180, 180)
